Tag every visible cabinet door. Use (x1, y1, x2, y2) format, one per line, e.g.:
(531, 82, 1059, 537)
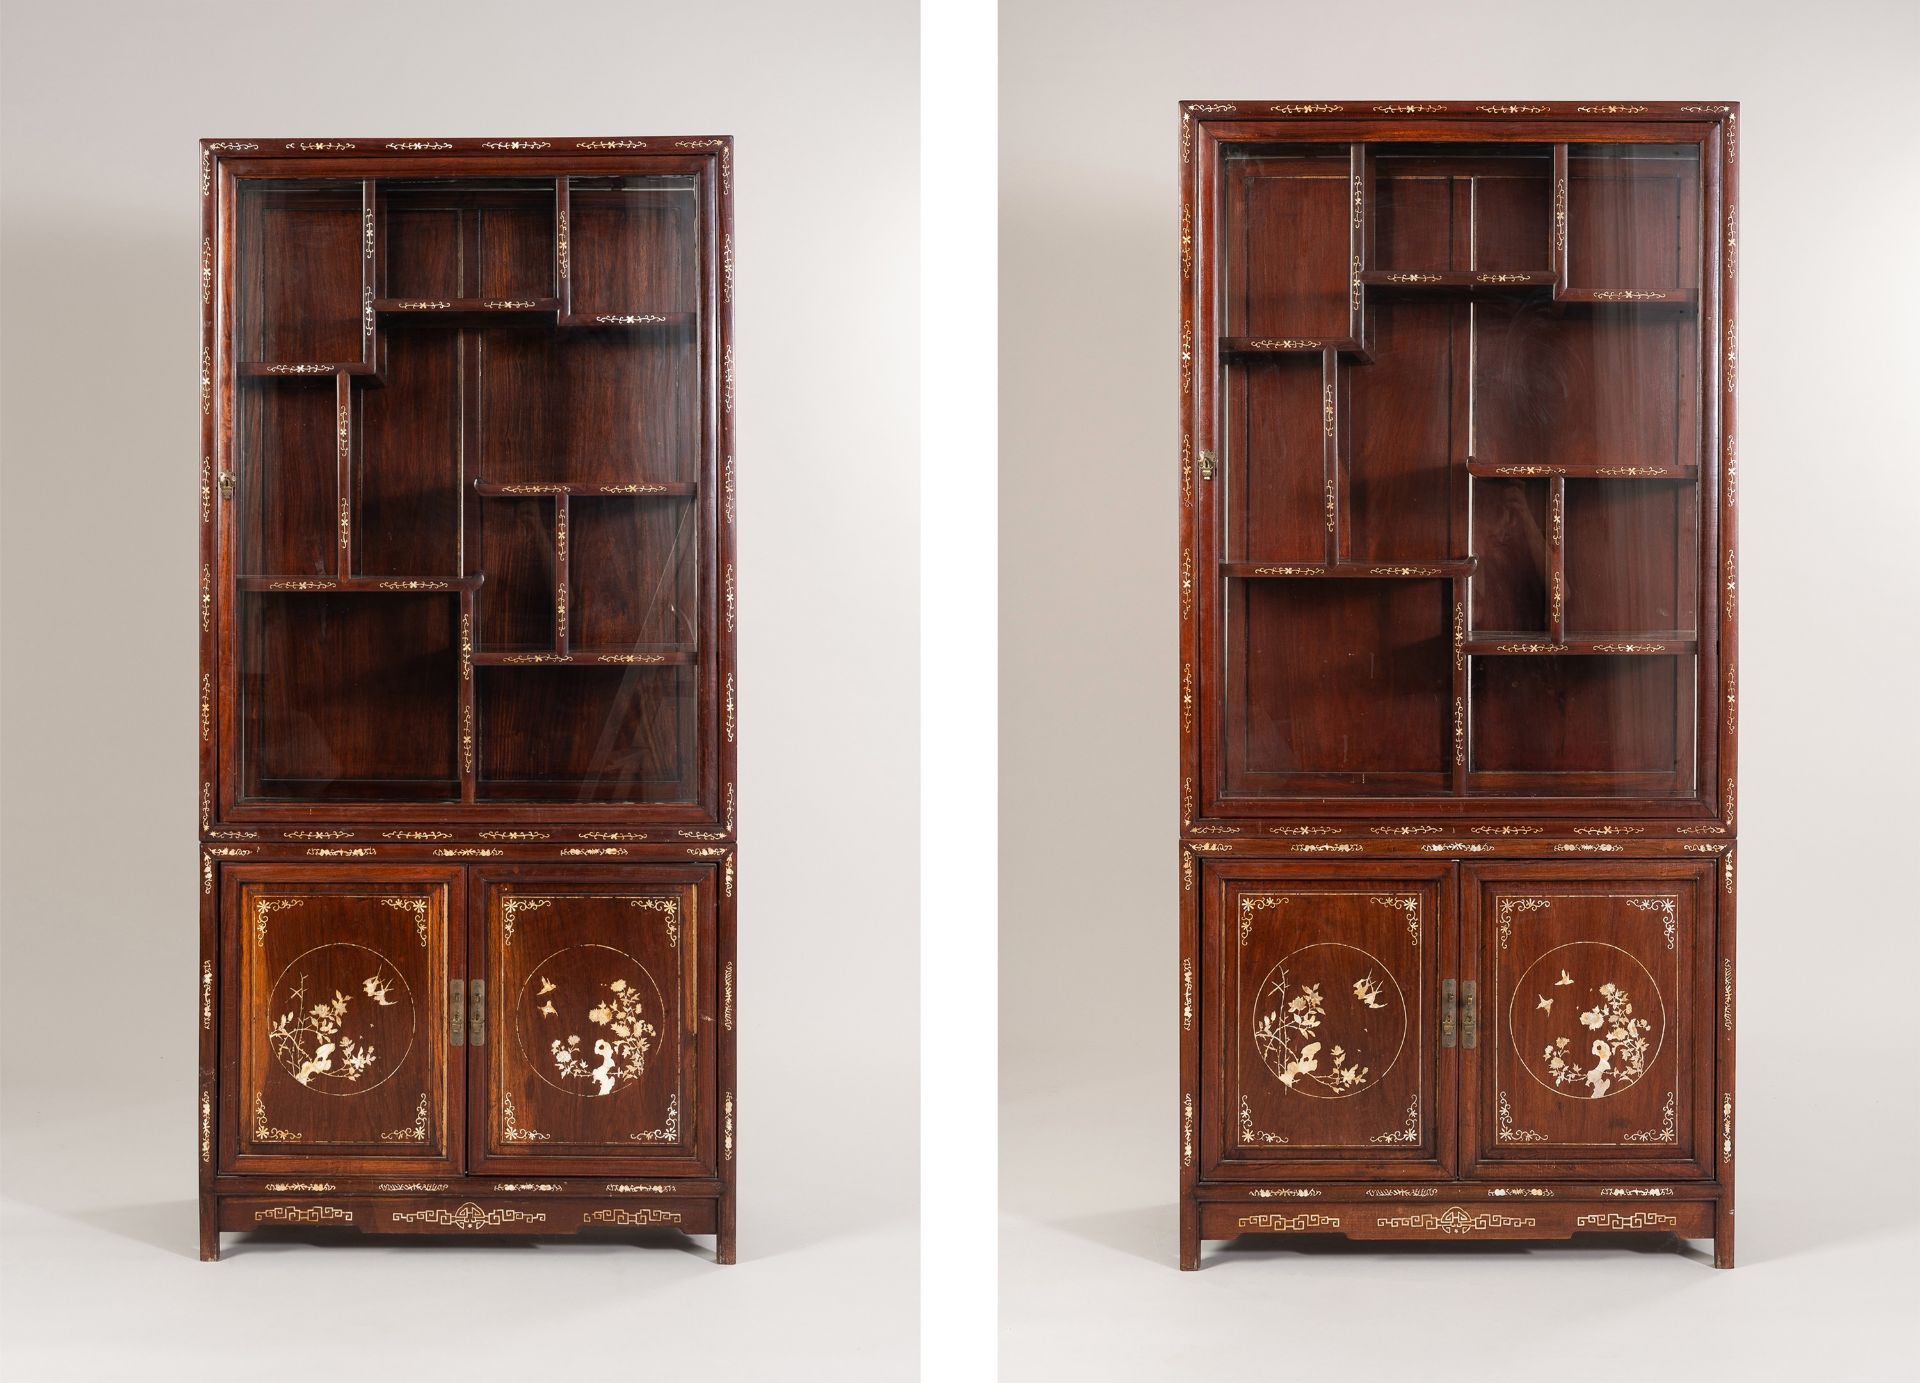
(223, 867, 463, 1172)
(1203, 862, 1454, 1179)
(472, 869, 711, 1174)
(1463, 862, 1712, 1178)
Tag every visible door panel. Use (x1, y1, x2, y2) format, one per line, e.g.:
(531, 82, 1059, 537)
(1463, 862, 1712, 1178)
(1203, 862, 1454, 1179)
(223, 867, 462, 1172)
(472, 869, 710, 1174)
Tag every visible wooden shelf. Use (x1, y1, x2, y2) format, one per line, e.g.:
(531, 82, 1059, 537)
(1463, 634, 1698, 656)
(1467, 460, 1698, 480)
(1361, 269, 1555, 291)
(237, 575, 483, 593)
(472, 647, 696, 667)
(474, 479, 697, 498)
(1222, 560, 1476, 579)
(237, 362, 375, 378)
(375, 297, 560, 324)
(1558, 288, 1696, 306)
(560, 310, 698, 330)
(1220, 336, 1355, 356)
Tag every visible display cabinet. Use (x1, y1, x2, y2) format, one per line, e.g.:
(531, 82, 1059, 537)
(197, 136, 737, 1261)
(1176, 102, 1738, 1267)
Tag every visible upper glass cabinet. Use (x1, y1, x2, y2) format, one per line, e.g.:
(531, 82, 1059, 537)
(1198, 134, 1718, 813)
(221, 167, 714, 813)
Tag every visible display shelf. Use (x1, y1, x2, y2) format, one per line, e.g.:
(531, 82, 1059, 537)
(1221, 559, 1476, 579)
(471, 646, 697, 667)
(1462, 633, 1698, 655)
(474, 479, 698, 498)
(1466, 459, 1697, 480)
(236, 574, 483, 593)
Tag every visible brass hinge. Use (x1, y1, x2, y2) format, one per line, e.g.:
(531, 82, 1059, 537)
(1440, 979, 1457, 1048)
(448, 979, 465, 1046)
(1197, 449, 1216, 481)
(468, 978, 486, 1046)
(218, 471, 235, 501)
(1461, 979, 1478, 1049)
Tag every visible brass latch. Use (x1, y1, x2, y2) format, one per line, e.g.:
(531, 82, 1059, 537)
(1198, 449, 1216, 481)
(1461, 980, 1478, 1049)
(1440, 979, 1457, 1047)
(218, 471, 235, 501)
(468, 978, 487, 1046)
(449, 979, 466, 1046)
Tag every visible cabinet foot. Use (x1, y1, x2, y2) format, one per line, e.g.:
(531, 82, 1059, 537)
(1179, 1201, 1200, 1270)
(716, 1192, 736, 1264)
(1714, 1215, 1735, 1269)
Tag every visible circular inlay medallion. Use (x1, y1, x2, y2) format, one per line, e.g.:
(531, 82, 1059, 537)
(267, 943, 414, 1095)
(1251, 941, 1407, 1099)
(1511, 941, 1666, 1100)
(517, 944, 666, 1098)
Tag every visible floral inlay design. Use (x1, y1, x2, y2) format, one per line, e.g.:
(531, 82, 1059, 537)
(1251, 941, 1406, 1099)
(1366, 1188, 1437, 1199)
(550, 976, 658, 1097)
(500, 896, 551, 945)
(380, 1093, 430, 1143)
(1626, 896, 1678, 950)
(1249, 1188, 1320, 1198)
(501, 1092, 548, 1142)
(1369, 1093, 1420, 1145)
(1624, 1090, 1678, 1144)
(1239, 1094, 1287, 1146)
(1602, 1187, 1676, 1197)
(1497, 1091, 1546, 1143)
(267, 944, 414, 1095)
(1496, 896, 1551, 949)
(382, 896, 431, 946)
(1516, 942, 1665, 1101)
(253, 1093, 300, 1142)
(265, 1183, 336, 1192)
(252, 895, 305, 943)
(632, 1092, 683, 1145)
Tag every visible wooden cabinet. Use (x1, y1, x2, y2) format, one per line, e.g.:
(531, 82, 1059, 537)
(198, 137, 737, 1261)
(1178, 102, 1738, 1268)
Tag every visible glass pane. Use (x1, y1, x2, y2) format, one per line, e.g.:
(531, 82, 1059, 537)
(1209, 140, 1705, 804)
(229, 173, 704, 808)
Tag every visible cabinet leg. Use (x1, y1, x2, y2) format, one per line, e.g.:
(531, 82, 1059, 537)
(199, 1198, 220, 1262)
(716, 1192, 736, 1265)
(1713, 1209, 1735, 1269)
(1179, 1199, 1200, 1271)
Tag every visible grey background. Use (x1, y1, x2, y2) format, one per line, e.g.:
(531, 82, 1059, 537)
(0, 2, 919, 1379)
(999, 1, 1919, 1378)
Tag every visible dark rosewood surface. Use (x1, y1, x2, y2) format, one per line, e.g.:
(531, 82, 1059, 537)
(1177, 102, 1738, 1269)
(199, 137, 737, 1262)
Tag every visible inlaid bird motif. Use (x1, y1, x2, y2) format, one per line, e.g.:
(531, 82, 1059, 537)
(1537, 995, 1554, 1013)
(1555, 969, 1574, 986)
(362, 975, 396, 1006)
(537, 1000, 557, 1017)
(537, 976, 557, 995)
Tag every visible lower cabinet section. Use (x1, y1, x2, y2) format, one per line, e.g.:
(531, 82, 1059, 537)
(203, 859, 733, 1261)
(1181, 855, 1731, 1268)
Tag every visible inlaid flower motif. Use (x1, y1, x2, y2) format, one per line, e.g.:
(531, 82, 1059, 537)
(551, 977, 658, 1097)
